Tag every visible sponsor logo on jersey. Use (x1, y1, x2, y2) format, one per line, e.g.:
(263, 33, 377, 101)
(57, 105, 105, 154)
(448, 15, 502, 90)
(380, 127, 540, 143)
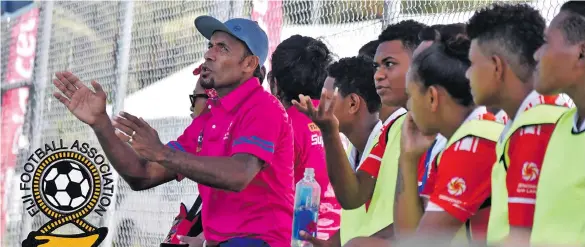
(447, 177, 466, 196)
(522, 162, 539, 182)
(308, 123, 320, 132)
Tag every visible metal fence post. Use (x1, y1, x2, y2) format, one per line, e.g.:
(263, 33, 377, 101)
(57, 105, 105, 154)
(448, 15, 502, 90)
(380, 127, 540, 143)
(101, 1, 133, 246)
(382, 0, 401, 28)
(22, 0, 53, 241)
(311, 0, 322, 25)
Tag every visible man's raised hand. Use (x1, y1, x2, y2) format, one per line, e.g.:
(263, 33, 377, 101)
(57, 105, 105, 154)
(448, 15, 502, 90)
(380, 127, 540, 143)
(292, 87, 340, 133)
(52, 71, 108, 128)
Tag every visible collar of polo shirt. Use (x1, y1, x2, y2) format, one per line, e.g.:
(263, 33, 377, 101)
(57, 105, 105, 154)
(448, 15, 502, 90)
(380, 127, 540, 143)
(215, 77, 261, 112)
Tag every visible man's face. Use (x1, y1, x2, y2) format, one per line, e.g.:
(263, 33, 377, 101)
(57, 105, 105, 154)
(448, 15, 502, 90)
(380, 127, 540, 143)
(405, 68, 438, 136)
(374, 40, 411, 107)
(200, 31, 255, 89)
(323, 76, 352, 134)
(467, 40, 500, 107)
(534, 12, 584, 95)
(190, 86, 207, 119)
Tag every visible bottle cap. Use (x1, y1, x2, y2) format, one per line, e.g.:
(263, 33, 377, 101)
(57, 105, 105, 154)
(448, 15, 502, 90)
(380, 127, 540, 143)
(304, 168, 315, 177)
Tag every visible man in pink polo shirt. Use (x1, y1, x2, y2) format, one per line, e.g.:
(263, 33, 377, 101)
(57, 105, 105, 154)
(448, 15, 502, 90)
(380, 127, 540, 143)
(52, 16, 294, 247)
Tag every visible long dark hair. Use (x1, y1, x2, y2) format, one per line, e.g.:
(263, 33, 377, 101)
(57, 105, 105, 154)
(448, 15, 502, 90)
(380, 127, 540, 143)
(411, 35, 473, 106)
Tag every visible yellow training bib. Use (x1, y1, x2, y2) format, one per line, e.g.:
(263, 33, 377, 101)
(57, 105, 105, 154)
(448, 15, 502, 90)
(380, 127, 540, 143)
(531, 108, 585, 246)
(340, 114, 406, 244)
(487, 104, 568, 244)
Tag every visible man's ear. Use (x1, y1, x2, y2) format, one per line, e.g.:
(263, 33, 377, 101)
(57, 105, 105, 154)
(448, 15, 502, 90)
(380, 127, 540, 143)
(428, 85, 439, 113)
(348, 93, 361, 114)
(491, 54, 504, 82)
(577, 42, 585, 67)
(244, 55, 260, 73)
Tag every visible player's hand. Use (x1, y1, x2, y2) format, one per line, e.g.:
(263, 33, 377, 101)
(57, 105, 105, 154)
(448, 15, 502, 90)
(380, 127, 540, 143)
(299, 230, 333, 247)
(52, 71, 109, 128)
(400, 113, 436, 161)
(292, 87, 340, 133)
(113, 111, 165, 161)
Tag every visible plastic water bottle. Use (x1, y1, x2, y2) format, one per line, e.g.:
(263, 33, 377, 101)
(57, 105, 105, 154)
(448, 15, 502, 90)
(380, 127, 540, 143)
(291, 168, 321, 247)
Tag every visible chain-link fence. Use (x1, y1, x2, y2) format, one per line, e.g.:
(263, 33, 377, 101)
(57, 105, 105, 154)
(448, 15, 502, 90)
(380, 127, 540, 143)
(0, 1, 570, 246)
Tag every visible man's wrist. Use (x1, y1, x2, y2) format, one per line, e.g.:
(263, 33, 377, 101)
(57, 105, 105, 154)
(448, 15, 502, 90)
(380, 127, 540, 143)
(320, 126, 340, 138)
(399, 154, 420, 172)
(90, 114, 112, 132)
(154, 145, 172, 163)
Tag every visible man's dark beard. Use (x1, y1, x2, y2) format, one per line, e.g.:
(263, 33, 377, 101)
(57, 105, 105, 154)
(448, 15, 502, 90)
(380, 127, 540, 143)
(200, 78, 215, 89)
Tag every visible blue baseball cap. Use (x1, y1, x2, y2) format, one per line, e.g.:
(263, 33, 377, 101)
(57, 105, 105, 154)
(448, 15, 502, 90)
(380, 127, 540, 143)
(195, 16, 269, 66)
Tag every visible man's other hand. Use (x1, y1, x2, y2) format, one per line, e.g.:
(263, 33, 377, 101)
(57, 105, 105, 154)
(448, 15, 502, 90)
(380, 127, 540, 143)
(113, 111, 166, 161)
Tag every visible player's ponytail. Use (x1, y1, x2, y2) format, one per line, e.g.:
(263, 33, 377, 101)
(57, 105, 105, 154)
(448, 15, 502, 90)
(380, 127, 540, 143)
(441, 35, 471, 64)
(411, 33, 474, 107)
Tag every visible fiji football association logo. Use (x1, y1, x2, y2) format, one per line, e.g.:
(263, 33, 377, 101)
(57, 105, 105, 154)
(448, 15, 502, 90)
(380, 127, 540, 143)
(20, 139, 114, 247)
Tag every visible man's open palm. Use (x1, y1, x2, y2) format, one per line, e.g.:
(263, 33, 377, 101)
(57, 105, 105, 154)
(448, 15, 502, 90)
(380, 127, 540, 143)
(53, 71, 107, 126)
(292, 87, 340, 133)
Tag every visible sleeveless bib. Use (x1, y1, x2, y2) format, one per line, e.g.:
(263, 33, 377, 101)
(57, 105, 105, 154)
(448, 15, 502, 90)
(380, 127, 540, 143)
(340, 139, 376, 244)
(531, 108, 585, 246)
(340, 115, 406, 244)
(487, 105, 568, 243)
(436, 119, 504, 243)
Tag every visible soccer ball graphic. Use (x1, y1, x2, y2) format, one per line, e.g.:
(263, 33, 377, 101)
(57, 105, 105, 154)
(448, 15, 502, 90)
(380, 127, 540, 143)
(42, 160, 93, 212)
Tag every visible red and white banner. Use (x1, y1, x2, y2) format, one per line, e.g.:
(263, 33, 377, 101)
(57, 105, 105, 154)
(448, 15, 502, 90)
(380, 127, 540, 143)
(0, 7, 39, 232)
(251, 0, 283, 90)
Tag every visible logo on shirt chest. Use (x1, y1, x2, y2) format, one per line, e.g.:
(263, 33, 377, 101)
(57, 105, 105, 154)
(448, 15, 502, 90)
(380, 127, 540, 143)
(521, 162, 539, 182)
(447, 177, 466, 196)
(223, 121, 234, 140)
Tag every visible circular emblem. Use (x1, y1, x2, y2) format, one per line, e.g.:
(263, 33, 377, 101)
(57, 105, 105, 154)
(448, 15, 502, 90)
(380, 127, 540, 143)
(522, 162, 539, 182)
(447, 177, 466, 196)
(232, 25, 242, 32)
(20, 140, 114, 246)
(41, 159, 93, 213)
(32, 151, 101, 234)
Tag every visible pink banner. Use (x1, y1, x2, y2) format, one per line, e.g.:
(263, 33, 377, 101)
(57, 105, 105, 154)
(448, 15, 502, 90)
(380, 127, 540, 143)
(0, 7, 39, 232)
(251, 0, 283, 74)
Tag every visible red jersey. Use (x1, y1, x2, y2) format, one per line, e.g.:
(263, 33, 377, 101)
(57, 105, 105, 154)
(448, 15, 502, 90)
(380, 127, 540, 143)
(504, 93, 569, 228)
(422, 108, 498, 241)
(358, 114, 405, 178)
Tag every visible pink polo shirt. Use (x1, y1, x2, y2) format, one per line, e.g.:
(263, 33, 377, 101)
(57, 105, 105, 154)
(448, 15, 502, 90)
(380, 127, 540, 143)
(167, 77, 294, 246)
(287, 100, 341, 240)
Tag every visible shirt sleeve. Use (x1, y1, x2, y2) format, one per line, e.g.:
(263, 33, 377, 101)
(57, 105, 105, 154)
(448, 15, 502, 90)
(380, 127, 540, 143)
(427, 136, 496, 222)
(230, 107, 285, 166)
(505, 124, 555, 227)
(357, 124, 389, 178)
(166, 120, 200, 181)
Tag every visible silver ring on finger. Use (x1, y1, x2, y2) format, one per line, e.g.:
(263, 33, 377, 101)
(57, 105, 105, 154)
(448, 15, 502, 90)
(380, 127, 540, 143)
(131, 130, 136, 137)
(128, 136, 133, 144)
